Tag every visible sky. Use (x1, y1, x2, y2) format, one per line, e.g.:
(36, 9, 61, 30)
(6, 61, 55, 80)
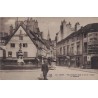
(1, 17, 98, 40)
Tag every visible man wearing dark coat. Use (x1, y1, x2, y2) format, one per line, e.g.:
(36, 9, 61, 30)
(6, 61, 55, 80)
(41, 58, 49, 80)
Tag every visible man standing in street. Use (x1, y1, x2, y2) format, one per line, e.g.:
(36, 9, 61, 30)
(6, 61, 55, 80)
(41, 58, 49, 80)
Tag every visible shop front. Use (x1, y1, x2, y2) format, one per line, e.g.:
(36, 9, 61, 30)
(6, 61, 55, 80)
(75, 55, 83, 68)
(87, 32, 98, 69)
(91, 56, 98, 69)
(70, 56, 76, 67)
(57, 55, 71, 66)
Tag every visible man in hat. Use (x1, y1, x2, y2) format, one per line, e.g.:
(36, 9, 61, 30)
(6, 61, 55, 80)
(41, 58, 49, 80)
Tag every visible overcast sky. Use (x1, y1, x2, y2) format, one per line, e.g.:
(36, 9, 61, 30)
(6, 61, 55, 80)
(0, 17, 98, 40)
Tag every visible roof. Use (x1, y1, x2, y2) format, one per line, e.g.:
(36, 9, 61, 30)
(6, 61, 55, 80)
(57, 23, 98, 44)
(42, 39, 51, 49)
(81, 23, 98, 33)
(5, 24, 50, 50)
(29, 30, 44, 44)
(0, 47, 4, 50)
(29, 30, 50, 49)
(5, 25, 39, 48)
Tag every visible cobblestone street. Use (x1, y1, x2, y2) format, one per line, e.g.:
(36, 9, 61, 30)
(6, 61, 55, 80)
(0, 66, 98, 80)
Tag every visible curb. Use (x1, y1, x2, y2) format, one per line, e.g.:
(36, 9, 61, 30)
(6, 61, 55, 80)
(57, 66, 98, 74)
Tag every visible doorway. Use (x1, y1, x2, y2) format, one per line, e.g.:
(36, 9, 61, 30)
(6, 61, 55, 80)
(76, 57, 80, 67)
(91, 56, 98, 69)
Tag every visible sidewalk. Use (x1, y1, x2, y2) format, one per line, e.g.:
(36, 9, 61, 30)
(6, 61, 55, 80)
(57, 66, 98, 74)
(0, 64, 41, 70)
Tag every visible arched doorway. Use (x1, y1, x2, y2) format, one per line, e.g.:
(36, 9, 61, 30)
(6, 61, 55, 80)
(91, 56, 98, 69)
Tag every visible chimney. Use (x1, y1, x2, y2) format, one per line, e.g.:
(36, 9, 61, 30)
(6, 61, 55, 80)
(55, 33, 58, 43)
(75, 22, 80, 31)
(15, 17, 19, 29)
(63, 19, 66, 24)
(9, 25, 13, 35)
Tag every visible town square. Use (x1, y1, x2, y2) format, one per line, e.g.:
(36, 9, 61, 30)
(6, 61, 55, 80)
(0, 17, 98, 80)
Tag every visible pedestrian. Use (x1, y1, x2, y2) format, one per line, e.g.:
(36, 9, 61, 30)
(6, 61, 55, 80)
(41, 58, 49, 80)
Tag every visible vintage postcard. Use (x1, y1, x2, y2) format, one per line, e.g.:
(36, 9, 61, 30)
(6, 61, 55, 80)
(0, 17, 98, 80)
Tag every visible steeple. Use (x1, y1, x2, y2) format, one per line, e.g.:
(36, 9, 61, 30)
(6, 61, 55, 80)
(55, 32, 58, 42)
(47, 30, 51, 41)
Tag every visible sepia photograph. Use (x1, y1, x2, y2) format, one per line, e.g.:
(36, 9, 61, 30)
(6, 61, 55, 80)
(0, 17, 98, 80)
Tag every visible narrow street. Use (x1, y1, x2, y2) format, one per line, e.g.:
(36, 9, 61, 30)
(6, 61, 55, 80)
(0, 66, 98, 80)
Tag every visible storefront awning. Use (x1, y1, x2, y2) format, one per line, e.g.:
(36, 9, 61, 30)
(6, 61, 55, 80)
(57, 55, 70, 59)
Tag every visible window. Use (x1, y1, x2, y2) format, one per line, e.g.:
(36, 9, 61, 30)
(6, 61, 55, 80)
(67, 40, 69, 43)
(67, 45, 69, 55)
(71, 44, 74, 55)
(94, 38, 97, 40)
(88, 34, 92, 37)
(77, 42, 80, 54)
(84, 33, 87, 38)
(8, 51, 12, 57)
(77, 35, 80, 40)
(72, 37, 75, 42)
(90, 38, 97, 41)
(20, 30, 22, 35)
(0, 32, 3, 37)
(10, 43, 15, 48)
(19, 36, 23, 40)
(71, 47, 74, 54)
(60, 47, 62, 55)
(24, 52, 28, 57)
(84, 42, 87, 53)
(77, 44, 80, 54)
(63, 46, 66, 55)
(23, 43, 28, 47)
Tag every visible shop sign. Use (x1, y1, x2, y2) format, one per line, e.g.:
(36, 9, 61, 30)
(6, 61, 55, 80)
(87, 56, 91, 61)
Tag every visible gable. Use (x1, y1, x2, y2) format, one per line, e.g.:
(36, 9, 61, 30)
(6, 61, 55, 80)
(14, 26, 27, 36)
(5, 25, 48, 50)
(5, 26, 38, 57)
(6, 26, 37, 47)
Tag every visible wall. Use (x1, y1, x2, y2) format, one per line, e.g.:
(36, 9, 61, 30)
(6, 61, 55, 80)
(0, 49, 3, 58)
(6, 26, 37, 58)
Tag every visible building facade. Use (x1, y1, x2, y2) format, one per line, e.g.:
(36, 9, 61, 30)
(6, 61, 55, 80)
(0, 32, 8, 45)
(0, 18, 49, 65)
(56, 21, 98, 69)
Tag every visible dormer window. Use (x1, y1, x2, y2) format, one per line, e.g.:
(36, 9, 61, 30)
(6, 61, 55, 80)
(20, 30, 22, 35)
(19, 30, 23, 40)
(19, 36, 23, 40)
